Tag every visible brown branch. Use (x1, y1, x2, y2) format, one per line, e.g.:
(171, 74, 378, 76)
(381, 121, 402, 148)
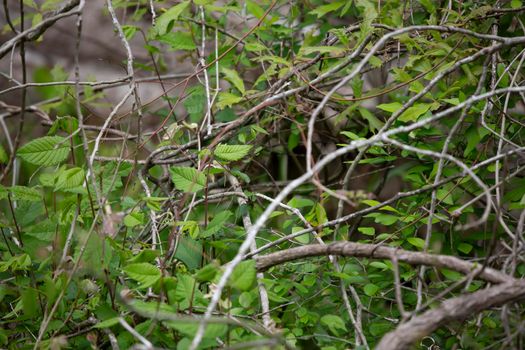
(0, 0, 81, 59)
(376, 280, 525, 350)
(254, 241, 515, 284)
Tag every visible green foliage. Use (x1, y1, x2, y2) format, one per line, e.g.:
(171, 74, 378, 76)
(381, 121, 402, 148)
(17, 136, 70, 166)
(123, 263, 162, 289)
(1, 0, 524, 349)
(213, 144, 252, 161)
(170, 166, 206, 192)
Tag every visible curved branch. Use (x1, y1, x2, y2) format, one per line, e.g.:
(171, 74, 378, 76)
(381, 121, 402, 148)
(254, 241, 515, 284)
(0, 0, 82, 58)
(376, 280, 525, 350)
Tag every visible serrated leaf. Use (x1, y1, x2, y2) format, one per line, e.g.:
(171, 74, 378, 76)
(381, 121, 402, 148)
(173, 274, 197, 308)
(217, 92, 242, 109)
(309, 1, 345, 18)
(398, 103, 432, 122)
(158, 31, 196, 51)
(9, 186, 42, 202)
(174, 235, 202, 270)
(170, 167, 206, 192)
(123, 263, 161, 289)
(55, 167, 84, 191)
(183, 86, 205, 122)
(39, 172, 57, 187)
(194, 263, 219, 282)
(320, 314, 347, 336)
(25, 219, 57, 241)
(222, 67, 245, 95)
(200, 211, 232, 238)
(214, 144, 252, 161)
(17, 136, 70, 166)
(155, 1, 190, 36)
(358, 107, 384, 132)
(228, 260, 256, 291)
(244, 41, 267, 52)
(123, 212, 145, 228)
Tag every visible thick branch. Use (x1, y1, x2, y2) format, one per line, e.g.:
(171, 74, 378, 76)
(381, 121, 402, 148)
(376, 280, 525, 350)
(254, 241, 514, 284)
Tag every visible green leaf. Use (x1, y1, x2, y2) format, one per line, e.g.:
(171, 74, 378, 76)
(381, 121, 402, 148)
(358, 107, 384, 132)
(511, 0, 522, 9)
(0, 144, 8, 164)
(483, 317, 497, 329)
(418, 0, 436, 13)
(94, 317, 120, 329)
(174, 235, 202, 270)
(173, 274, 199, 309)
(299, 46, 346, 57)
(365, 212, 398, 225)
(214, 144, 252, 161)
(364, 283, 380, 296)
(122, 25, 137, 40)
(246, 0, 264, 19)
(22, 287, 39, 318)
(9, 186, 42, 202)
(143, 196, 168, 212)
(320, 314, 347, 336)
(166, 321, 227, 339)
(158, 31, 196, 51)
(309, 1, 345, 18)
(0, 185, 7, 200)
(155, 1, 190, 36)
(370, 261, 389, 270)
(123, 263, 161, 289)
(292, 226, 310, 244)
(222, 67, 245, 95)
(217, 92, 242, 109)
(369, 321, 392, 336)
(170, 167, 206, 192)
(398, 103, 432, 122)
(244, 41, 267, 53)
(457, 242, 473, 254)
(228, 260, 256, 291)
(55, 167, 84, 191)
(358, 227, 375, 236)
(24, 219, 56, 241)
(194, 263, 219, 282)
(377, 102, 402, 113)
(183, 86, 205, 122)
(123, 212, 145, 228)
(369, 55, 382, 68)
(200, 211, 232, 238)
(407, 237, 426, 249)
(128, 250, 160, 264)
(17, 136, 70, 166)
